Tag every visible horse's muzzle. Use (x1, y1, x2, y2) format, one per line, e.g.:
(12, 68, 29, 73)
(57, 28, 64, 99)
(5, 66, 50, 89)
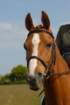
(27, 75, 39, 91)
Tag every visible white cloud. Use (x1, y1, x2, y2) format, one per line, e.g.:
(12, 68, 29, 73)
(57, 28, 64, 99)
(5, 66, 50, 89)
(0, 22, 27, 48)
(0, 22, 13, 31)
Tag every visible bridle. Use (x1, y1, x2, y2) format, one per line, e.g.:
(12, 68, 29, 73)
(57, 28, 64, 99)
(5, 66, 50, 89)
(27, 28, 56, 78)
(27, 28, 70, 80)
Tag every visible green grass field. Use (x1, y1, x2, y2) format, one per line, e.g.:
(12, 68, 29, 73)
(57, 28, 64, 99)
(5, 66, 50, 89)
(0, 84, 40, 105)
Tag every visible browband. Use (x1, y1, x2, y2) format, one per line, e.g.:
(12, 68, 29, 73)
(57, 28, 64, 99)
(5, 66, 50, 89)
(28, 29, 54, 38)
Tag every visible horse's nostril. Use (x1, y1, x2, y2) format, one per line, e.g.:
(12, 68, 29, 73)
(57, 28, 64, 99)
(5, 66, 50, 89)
(27, 75, 35, 82)
(38, 72, 42, 76)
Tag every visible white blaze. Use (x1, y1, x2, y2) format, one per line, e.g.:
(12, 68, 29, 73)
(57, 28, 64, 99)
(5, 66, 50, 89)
(29, 33, 40, 76)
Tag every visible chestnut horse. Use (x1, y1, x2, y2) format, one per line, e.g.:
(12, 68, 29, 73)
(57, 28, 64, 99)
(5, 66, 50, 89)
(24, 11, 70, 105)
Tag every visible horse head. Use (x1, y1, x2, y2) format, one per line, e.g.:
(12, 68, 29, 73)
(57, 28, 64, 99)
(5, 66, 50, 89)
(24, 11, 56, 91)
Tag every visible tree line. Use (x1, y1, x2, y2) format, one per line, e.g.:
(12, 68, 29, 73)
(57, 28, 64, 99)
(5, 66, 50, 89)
(0, 65, 28, 85)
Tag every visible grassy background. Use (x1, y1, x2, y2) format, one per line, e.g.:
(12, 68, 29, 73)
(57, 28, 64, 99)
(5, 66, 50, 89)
(0, 84, 40, 105)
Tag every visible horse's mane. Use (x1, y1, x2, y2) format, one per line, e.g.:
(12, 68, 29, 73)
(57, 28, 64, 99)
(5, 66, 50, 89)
(28, 25, 54, 39)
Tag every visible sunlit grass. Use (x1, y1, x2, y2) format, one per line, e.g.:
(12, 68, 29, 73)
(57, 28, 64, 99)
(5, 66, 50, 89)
(0, 84, 40, 105)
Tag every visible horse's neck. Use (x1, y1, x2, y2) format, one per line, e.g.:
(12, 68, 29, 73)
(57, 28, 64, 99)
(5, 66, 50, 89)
(54, 47, 69, 72)
(44, 47, 70, 105)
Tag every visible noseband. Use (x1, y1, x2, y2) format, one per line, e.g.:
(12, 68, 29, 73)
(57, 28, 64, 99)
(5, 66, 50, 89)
(27, 29, 70, 79)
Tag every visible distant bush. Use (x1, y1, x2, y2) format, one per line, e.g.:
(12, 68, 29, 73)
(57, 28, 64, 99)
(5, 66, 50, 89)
(0, 75, 11, 85)
(0, 65, 28, 85)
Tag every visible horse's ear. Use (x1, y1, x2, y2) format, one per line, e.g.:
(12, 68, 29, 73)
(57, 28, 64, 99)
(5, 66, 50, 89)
(25, 13, 34, 31)
(41, 11, 50, 30)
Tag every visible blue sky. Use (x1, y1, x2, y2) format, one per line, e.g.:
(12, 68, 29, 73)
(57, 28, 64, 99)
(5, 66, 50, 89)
(0, 0, 70, 74)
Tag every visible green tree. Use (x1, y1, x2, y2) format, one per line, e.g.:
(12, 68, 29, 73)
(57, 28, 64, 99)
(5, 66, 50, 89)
(10, 65, 27, 82)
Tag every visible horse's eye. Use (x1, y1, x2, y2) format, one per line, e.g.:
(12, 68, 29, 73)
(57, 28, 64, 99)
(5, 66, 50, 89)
(46, 44, 52, 48)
